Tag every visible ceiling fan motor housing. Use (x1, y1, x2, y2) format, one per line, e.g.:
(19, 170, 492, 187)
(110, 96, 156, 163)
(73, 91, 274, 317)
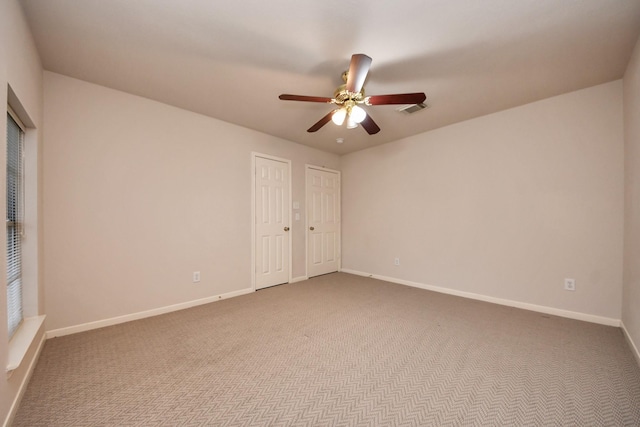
(334, 84, 365, 105)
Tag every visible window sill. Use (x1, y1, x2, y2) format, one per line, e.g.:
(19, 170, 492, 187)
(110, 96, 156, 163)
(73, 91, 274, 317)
(6, 315, 45, 373)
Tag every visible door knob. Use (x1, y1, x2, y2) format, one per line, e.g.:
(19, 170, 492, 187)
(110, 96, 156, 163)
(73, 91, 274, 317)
(309, 226, 315, 231)
(284, 227, 290, 232)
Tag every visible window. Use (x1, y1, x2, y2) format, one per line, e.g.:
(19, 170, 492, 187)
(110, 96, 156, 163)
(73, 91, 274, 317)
(7, 108, 24, 340)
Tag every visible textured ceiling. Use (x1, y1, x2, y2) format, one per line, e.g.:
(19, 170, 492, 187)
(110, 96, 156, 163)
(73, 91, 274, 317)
(20, 0, 640, 155)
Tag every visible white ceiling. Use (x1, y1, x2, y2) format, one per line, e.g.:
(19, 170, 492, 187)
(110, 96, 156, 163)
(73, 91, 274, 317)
(20, 0, 640, 155)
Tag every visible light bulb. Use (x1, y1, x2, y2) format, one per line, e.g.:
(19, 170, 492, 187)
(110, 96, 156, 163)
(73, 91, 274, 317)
(346, 116, 358, 129)
(350, 105, 367, 123)
(332, 108, 347, 126)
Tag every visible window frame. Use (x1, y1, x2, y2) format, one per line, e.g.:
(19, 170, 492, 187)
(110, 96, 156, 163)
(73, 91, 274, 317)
(6, 105, 25, 340)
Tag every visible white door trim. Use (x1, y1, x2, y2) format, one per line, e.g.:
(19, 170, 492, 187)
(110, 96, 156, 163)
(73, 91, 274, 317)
(251, 152, 292, 290)
(305, 164, 341, 278)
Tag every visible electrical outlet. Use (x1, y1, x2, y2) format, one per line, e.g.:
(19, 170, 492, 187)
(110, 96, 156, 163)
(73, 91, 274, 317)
(394, 257, 400, 266)
(193, 271, 201, 283)
(564, 278, 575, 291)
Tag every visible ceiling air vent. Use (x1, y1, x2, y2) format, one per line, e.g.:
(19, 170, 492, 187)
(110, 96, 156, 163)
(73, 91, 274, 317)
(396, 103, 429, 114)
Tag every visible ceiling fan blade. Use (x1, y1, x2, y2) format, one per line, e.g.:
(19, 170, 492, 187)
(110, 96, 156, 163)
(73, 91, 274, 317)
(360, 114, 381, 135)
(307, 110, 336, 132)
(346, 54, 372, 94)
(279, 94, 333, 103)
(366, 92, 426, 105)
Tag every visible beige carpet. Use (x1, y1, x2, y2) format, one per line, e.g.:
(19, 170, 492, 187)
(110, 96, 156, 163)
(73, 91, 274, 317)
(13, 273, 640, 426)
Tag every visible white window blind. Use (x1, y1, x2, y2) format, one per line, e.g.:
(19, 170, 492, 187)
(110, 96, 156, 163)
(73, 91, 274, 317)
(7, 110, 24, 339)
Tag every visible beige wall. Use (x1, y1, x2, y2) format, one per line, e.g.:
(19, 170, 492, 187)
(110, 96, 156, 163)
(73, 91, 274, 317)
(1, 0, 44, 424)
(623, 35, 640, 357)
(42, 72, 340, 332)
(342, 81, 624, 321)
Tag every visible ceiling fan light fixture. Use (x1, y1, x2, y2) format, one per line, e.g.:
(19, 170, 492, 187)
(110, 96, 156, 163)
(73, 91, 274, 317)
(332, 108, 347, 126)
(350, 105, 366, 123)
(346, 116, 358, 129)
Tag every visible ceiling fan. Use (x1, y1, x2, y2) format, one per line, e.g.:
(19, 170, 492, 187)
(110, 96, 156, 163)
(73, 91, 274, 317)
(279, 53, 426, 135)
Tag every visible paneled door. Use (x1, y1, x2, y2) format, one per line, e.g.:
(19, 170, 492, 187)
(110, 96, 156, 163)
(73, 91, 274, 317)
(306, 166, 340, 277)
(255, 155, 291, 289)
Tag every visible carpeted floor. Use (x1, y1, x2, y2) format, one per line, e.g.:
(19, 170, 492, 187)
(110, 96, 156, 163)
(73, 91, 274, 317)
(12, 273, 640, 426)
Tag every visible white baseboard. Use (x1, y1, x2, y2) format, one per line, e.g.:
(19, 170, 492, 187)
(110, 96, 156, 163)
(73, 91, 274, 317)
(340, 269, 621, 327)
(290, 276, 308, 284)
(3, 329, 46, 427)
(621, 321, 640, 367)
(46, 288, 254, 338)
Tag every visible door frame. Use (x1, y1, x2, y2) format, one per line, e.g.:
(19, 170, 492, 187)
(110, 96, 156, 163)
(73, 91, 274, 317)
(251, 152, 292, 291)
(305, 164, 341, 278)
